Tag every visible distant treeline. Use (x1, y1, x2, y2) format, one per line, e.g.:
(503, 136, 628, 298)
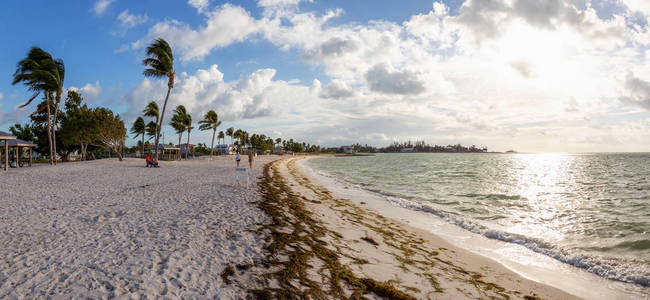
(320, 141, 488, 154)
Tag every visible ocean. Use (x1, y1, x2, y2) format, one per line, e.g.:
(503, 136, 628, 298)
(308, 153, 650, 287)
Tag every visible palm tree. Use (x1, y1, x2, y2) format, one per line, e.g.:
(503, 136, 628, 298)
(170, 114, 185, 159)
(145, 121, 157, 142)
(142, 38, 175, 160)
(198, 110, 221, 160)
(226, 127, 234, 146)
(143, 101, 159, 130)
(131, 117, 146, 157)
(183, 112, 193, 159)
(233, 129, 243, 147)
(218, 131, 225, 146)
(12, 47, 64, 165)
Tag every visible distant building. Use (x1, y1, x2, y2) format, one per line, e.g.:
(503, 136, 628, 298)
(214, 144, 235, 155)
(177, 143, 195, 156)
(400, 147, 416, 153)
(342, 146, 356, 154)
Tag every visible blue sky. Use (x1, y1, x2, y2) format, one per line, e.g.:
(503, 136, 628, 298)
(1, 0, 650, 151)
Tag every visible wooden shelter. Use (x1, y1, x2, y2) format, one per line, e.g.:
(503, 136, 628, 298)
(149, 144, 181, 161)
(0, 131, 17, 171)
(1, 139, 37, 168)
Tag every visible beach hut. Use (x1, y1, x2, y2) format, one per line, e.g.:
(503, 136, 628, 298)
(1, 139, 37, 168)
(0, 131, 17, 171)
(149, 144, 181, 161)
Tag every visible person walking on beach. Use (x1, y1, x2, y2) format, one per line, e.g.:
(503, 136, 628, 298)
(248, 151, 253, 168)
(235, 152, 241, 167)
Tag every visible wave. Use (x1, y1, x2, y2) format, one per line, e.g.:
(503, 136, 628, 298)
(382, 195, 650, 287)
(308, 166, 650, 287)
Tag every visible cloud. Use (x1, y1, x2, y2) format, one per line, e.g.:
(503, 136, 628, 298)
(510, 60, 536, 78)
(0, 92, 3, 100)
(120, 0, 650, 151)
(365, 63, 426, 95)
(135, 4, 260, 61)
(318, 80, 356, 99)
(122, 65, 298, 124)
(188, 0, 210, 13)
(68, 82, 102, 102)
(93, 0, 115, 16)
(619, 72, 650, 110)
(258, 0, 311, 7)
(117, 10, 148, 29)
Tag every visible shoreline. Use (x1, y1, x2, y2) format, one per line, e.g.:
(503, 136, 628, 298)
(296, 155, 650, 299)
(260, 156, 579, 299)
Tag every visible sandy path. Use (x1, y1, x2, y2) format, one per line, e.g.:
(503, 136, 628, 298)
(0, 156, 277, 299)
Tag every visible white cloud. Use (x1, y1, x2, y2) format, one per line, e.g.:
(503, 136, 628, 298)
(258, 0, 311, 7)
(188, 0, 210, 13)
(365, 63, 426, 95)
(134, 4, 260, 61)
(123, 0, 650, 151)
(68, 82, 102, 102)
(93, 0, 115, 16)
(318, 80, 356, 99)
(0, 92, 3, 100)
(619, 72, 650, 110)
(117, 9, 148, 28)
(622, 0, 650, 16)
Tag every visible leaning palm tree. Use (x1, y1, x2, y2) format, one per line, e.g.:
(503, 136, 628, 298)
(218, 131, 225, 146)
(183, 112, 193, 159)
(12, 47, 64, 165)
(143, 101, 160, 130)
(170, 114, 185, 159)
(145, 121, 157, 142)
(226, 127, 234, 146)
(198, 110, 221, 160)
(142, 38, 175, 160)
(131, 117, 146, 157)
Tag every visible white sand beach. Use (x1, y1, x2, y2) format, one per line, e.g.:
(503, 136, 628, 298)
(1, 156, 645, 299)
(0, 156, 275, 299)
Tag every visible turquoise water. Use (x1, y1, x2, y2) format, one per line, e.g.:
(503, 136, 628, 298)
(308, 153, 650, 286)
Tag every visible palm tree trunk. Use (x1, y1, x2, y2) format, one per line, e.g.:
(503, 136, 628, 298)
(155, 87, 172, 160)
(52, 101, 60, 165)
(45, 96, 54, 166)
(141, 133, 145, 158)
(210, 128, 216, 161)
(186, 129, 191, 160)
(178, 132, 182, 160)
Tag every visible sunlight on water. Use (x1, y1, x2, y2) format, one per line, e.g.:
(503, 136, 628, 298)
(309, 153, 650, 286)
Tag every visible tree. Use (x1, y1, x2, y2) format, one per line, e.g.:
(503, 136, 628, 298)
(9, 123, 34, 141)
(198, 110, 221, 160)
(233, 129, 243, 149)
(218, 131, 225, 145)
(142, 38, 175, 161)
(145, 121, 157, 142)
(143, 101, 159, 133)
(94, 108, 126, 161)
(12, 47, 64, 165)
(275, 138, 282, 148)
(60, 101, 95, 161)
(170, 113, 185, 151)
(131, 117, 146, 157)
(183, 111, 193, 159)
(226, 127, 234, 145)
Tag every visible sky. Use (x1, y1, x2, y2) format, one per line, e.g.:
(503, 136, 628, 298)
(1, 0, 650, 152)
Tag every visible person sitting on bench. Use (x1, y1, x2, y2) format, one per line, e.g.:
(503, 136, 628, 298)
(146, 155, 156, 167)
